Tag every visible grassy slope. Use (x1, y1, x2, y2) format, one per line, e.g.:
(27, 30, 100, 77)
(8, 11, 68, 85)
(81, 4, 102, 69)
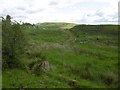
(2, 23, 118, 88)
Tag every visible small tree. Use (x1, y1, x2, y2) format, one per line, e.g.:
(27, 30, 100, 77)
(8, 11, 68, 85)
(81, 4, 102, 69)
(2, 15, 26, 69)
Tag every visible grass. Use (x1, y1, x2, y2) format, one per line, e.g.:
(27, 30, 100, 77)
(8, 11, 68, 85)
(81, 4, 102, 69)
(2, 23, 118, 88)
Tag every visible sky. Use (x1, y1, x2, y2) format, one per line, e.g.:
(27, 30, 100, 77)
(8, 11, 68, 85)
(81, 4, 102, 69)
(0, 0, 119, 24)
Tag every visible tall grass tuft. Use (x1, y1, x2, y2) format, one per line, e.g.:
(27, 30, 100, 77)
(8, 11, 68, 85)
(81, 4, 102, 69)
(100, 71, 118, 85)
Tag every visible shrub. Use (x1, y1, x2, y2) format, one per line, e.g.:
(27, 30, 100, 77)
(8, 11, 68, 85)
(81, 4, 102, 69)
(28, 58, 43, 70)
(2, 15, 26, 69)
(31, 61, 44, 75)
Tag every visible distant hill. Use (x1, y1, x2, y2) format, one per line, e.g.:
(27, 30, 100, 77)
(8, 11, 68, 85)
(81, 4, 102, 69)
(70, 24, 118, 36)
(36, 22, 76, 30)
(69, 24, 118, 46)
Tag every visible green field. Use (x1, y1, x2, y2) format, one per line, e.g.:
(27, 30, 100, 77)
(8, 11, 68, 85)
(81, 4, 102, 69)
(2, 23, 118, 88)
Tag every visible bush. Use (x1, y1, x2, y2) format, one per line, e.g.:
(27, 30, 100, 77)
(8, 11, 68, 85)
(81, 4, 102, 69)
(31, 61, 44, 75)
(2, 15, 26, 69)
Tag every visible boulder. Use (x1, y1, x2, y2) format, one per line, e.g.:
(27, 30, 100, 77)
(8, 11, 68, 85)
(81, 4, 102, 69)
(31, 60, 50, 75)
(41, 61, 50, 72)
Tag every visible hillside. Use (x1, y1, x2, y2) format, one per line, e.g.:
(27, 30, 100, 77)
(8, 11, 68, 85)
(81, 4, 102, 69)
(3, 22, 118, 88)
(36, 22, 76, 30)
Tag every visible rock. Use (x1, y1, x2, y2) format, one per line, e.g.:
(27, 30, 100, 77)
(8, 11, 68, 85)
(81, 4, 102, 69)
(31, 60, 50, 75)
(41, 61, 50, 72)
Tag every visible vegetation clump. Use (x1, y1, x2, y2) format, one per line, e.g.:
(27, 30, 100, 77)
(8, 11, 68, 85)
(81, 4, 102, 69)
(100, 72, 118, 85)
(2, 15, 26, 69)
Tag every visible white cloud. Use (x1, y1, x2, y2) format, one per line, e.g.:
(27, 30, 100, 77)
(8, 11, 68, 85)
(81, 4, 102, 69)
(0, 0, 119, 24)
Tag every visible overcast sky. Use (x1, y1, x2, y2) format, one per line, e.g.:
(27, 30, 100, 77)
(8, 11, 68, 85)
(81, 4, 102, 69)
(0, 0, 119, 24)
